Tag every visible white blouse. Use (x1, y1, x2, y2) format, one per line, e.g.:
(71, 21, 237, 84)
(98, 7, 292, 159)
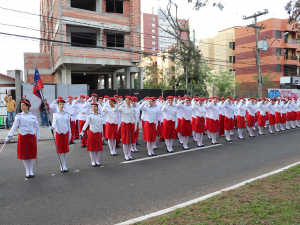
(83, 113, 103, 133)
(51, 111, 71, 136)
(8, 112, 40, 140)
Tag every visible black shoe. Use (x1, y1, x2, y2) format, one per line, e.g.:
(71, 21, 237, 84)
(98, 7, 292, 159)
(116, 145, 121, 148)
(179, 142, 183, 145)
(201, 144, 205, 147)
(212, 142, 216, 145)
(129, 157, 134, 160)
(92, 164, 97, 167)
(153, 147, 158, 150)
(81, 145, 85, 148)
(197, 145, 201, 147)
(148, 154, 153, 157)
(69, 142, 72, 145)
(30, 175, 35, 178)
(269, 132, 274, 134)
(105, 138, 108, 141)
(136, 142, 140, 145)
(125, 158, 130, 161)
(159, 139, 164, 142)
(102, 143, 107, 145)
(84, 145, 87, 147)
(175, 137, 179, 140)
(193, 140, 197, 142)
(74, 137, 79, 140)
(61, 170, 65, 173)
(183, 147, 189, 150)
(189, 135, 193, 138)
(208, 137, 212, 139)
(26, 175, 31, 178)
(64, 169, 68, 172)
(238, 137, 245, 140)
(96, 163, 101, 166)
(151, 153, 156, 156)
(249, 135, 256, 138)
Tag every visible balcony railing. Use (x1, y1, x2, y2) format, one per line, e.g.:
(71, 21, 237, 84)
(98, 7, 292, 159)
(284, 39, 298, 44)
(284, 55, 298, 60)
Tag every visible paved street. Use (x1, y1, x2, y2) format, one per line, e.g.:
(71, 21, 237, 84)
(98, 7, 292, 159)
(1, 127, 300, 225)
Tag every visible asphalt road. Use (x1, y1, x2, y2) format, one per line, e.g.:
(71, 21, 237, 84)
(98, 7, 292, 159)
(1, 127, 300, 225)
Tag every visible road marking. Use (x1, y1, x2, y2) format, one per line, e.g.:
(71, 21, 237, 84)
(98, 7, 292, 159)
(120, 144, 222, 164)
(117, 160, 300, 224)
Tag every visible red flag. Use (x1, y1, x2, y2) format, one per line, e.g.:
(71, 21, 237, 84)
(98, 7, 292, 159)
(33, 68, 44, 100)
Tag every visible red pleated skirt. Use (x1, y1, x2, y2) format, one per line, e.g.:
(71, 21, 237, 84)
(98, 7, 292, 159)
(209, 119, 219, 133)
(224, 117, 234, 130)
(143, 121, 157, 142)
(157, 121, 162, 137)
(161, 119, 176, 139)
(206, 117, 210, 130)
(266, 112, 269, 120)
(56, 132, 69, 154)
(254, 113, 258, 123)
(134, 122, 139, 139)
(286, 112, 292, 121)
(195, 116, 205, 133)
(103, 124, 106, 138)
(297, 112, 300, 120)
(258, 114, 266, 127)
(269, 114, 275, 125)
(233, 115, 237, 128)
(121, 122, 135, 144)
(246, 114, 255, 127)
(292, 111, 297, 121)
(281, 113, 286, 124)
(87, 130, 103, 152)
(192, 117, 196, 131)
(275, 112, 281, 124)
(176, 118, 182, 133)
(105, 122, 118, 139)
(17, 134, 37, 160)
(181, 118, 192, 136)
(237, 115, 245, 128)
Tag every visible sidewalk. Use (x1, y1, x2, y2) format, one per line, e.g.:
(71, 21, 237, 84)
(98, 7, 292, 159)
(0, 126, 54, 144)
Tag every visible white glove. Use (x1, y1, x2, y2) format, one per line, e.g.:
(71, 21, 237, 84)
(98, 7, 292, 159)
(36, 138, 39, 143)
(4, 136, 11, 142)
(79, 131, 84, 137)
(49, 126, 55, 131)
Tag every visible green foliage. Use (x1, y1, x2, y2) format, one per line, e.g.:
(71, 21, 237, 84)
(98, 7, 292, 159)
(142, 54, 170, 91)
(190, 0, 224, 11)
(207, 69, 235, 98)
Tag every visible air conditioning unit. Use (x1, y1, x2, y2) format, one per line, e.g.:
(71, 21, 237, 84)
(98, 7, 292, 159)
(258, 40, 269, 51)
(292, 77, 300, 85)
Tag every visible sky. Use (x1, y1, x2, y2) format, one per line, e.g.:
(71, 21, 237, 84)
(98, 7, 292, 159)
(0, 0, 290, 75)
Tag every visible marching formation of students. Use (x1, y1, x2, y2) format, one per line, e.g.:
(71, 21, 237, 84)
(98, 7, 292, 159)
(4, 95, 300, 178)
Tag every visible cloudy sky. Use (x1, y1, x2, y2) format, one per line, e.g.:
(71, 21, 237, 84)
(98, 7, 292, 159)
(0, 0, 290, 75)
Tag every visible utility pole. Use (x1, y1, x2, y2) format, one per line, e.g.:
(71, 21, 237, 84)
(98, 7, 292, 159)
(243, 10, 268, 98)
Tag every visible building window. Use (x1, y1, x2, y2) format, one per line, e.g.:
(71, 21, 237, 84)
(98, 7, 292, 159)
(229, 42, 235, 50)
(152, 30, 155, 33)
(152, 36, 155, 39)
(276, 64, 281, 72)
(152, 41, 155, 45)
(152, 24, 155, 27)
(233, 56, 235, 63)
(276, 30, 281, 39)
(107, 33, 124, 47)
(152, 48, 156, 51)
(276, 48, 281, 56)
(229, 42, 232, 48)
(71, 32, 97, 47)
(71, 0, 96, 11)
(152, 18, 155, 21)
(229, 56, 232, 63)
(106, 0, 123, 14)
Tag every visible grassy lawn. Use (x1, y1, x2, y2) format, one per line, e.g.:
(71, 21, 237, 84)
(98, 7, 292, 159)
(137, 165, 300, 225)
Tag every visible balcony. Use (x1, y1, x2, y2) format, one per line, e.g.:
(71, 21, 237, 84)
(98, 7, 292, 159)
(284, 39, 298, 44)
(284, 55, 298, 60)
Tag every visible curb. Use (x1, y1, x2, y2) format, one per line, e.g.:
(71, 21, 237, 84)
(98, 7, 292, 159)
(116, 160, 300, 225)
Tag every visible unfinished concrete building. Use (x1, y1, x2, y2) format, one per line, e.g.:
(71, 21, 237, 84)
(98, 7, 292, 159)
(24, 0, 143, 90)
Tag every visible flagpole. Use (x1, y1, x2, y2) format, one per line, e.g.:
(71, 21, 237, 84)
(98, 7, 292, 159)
(34, 63, 63, 170)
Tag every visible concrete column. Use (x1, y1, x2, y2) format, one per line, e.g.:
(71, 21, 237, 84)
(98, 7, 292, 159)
(125, 67, 130, 89)
(138, 67, 143, 89)
(112, 72, 118, 90)
(15, 70, 22, 112)
(62, 65, 71, 85)
(99, 78, 104, 89)
(57, 71, 62, 84)
(130, 73, 135, 89)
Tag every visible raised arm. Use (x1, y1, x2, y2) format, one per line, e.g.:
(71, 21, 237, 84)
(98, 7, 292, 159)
(83, 97, 92, 108)
(138, 101, 148, 112)
(72, 97, 80, 109)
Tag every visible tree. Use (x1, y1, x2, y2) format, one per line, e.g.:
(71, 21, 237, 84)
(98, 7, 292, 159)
(285, 0, 300, 29)
(207, 70, 235, 98)
(142, 54, 170, 90)
(158, 1, 216, 96)
(188, 0, 224, 10)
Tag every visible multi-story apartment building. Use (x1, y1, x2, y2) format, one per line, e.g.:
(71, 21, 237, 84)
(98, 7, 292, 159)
(198, 26, 240, 96)
(235, 18, 300, 91)
(141, 9, 188, 55)
(24, 0, 142, 90)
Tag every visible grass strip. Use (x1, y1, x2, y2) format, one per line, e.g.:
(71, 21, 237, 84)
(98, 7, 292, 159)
(137, 165, 300, 224)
